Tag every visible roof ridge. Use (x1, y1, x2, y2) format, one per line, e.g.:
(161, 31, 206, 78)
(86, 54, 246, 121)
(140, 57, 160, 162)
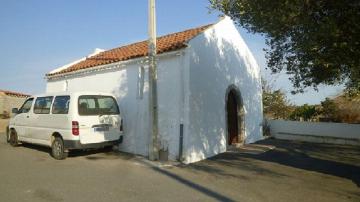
(157, 23, 213, 39)
(90, 23, 213, 59)
(47, 23, 214, 77)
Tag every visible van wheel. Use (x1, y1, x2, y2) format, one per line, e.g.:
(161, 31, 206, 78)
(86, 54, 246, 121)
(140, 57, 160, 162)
(6, 127, 10, 143)
(9, 130, 19, 147)
(51, 137, 68, 160)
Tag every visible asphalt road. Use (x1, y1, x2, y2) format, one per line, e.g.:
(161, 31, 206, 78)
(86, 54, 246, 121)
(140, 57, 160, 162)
(0, 133, 359, 202)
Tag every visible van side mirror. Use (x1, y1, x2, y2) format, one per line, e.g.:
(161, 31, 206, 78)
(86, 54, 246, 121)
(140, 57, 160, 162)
(12, 108, 19, 114)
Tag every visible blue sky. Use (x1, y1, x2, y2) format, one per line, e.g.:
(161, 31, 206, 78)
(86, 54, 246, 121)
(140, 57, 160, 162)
(0, 0, 343, 105)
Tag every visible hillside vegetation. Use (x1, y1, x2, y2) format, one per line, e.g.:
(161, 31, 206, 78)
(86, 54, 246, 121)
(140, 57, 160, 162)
(331, 95, 360, 123)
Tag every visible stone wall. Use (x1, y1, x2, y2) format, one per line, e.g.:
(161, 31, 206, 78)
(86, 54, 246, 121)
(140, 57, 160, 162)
(0, 92, 27, 117)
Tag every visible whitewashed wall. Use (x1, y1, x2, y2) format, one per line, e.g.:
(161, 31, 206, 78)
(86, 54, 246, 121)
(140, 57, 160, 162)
(157, 54, 184, 160)
(46, 17, 264, 163)
(269, 120, 360, 145)
(47, 55, 184, 159)
(183, 17, 263, 163)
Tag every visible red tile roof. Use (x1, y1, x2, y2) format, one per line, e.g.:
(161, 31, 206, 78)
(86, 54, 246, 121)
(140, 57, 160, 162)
(47, 24, 213, 77)
(0, 90, 30, 98)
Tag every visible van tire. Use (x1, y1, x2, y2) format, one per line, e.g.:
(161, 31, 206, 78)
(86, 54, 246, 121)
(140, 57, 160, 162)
(6, 127, 10, 143)
(9, 130, 19, 147)
(51, 137, 68, 160)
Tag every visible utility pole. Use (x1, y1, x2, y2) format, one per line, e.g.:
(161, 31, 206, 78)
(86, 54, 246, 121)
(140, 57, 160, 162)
(148, 0, 159, 161)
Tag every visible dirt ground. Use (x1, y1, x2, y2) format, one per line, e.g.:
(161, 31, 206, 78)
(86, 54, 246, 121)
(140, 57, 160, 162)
(0, 135, 359, 202)
(0, 119, 9, 133)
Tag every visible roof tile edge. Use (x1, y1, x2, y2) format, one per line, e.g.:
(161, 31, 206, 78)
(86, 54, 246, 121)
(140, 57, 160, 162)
(46, 23, 214, 77)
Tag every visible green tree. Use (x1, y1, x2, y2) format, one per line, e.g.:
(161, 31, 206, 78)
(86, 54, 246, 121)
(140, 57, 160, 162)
(210, 0, 360, 94)
(320, 97, 338, 120)
(262, 78, 292, 119)
(290, 104, 317, 121)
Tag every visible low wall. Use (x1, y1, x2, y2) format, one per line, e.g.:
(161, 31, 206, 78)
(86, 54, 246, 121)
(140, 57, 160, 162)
(268, 120, 360, 145)
(0, 95, 27, 116)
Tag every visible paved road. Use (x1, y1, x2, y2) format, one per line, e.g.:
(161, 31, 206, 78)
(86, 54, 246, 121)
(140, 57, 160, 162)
(0, 133, 359, 202)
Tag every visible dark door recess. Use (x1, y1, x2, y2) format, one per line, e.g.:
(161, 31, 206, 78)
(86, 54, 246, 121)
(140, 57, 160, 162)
(227, 90, 238, 145)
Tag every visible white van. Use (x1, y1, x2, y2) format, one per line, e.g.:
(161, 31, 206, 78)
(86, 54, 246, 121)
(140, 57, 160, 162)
(6, 92, 123, 160)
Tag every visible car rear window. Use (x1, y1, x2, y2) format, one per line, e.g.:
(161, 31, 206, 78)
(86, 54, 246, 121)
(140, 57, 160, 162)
(78, 95, 120, 116)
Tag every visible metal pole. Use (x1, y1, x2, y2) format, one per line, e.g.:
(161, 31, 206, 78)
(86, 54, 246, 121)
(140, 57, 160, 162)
(148, 0, 159, 160)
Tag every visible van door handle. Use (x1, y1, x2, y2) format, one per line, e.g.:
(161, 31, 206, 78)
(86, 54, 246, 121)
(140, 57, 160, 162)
(26, 116, 29, 118)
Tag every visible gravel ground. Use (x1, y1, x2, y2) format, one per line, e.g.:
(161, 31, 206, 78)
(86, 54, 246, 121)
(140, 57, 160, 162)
(0, 134, 359, 202)
(0, 119, 9, 133)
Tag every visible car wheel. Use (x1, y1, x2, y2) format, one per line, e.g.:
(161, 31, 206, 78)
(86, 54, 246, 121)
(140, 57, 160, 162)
(9, 130, 19, 147)
(51, 137, 68, 160)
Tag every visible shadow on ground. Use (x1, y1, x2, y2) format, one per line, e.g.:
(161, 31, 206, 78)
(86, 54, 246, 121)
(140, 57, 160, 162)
(19, 138, 360, 189)
(20, 143, 134, 160)
(9, 137, 360, 201)
(139, 158, 237, 202)
(185, 138, 360, 187)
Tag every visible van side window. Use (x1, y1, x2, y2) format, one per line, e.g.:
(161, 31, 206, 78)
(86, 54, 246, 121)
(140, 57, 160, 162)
(19, 98, 34, 113)
(34, 97, 53, 114)
(52, 96, 70, 114)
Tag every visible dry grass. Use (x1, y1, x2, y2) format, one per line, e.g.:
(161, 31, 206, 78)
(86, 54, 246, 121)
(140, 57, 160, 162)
(334, 95, 360, 123)
(0, 119, 9, 133)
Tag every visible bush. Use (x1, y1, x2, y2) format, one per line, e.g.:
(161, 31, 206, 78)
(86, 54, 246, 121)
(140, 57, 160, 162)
(290, 104, 317, 121)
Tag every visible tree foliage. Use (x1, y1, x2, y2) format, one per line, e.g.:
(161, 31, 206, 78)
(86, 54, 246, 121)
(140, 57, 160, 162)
(320, 97, 338, 119)
(262, 78, 292, 119)
(210, 0, 360, 94)
(289, 104, 317, 121)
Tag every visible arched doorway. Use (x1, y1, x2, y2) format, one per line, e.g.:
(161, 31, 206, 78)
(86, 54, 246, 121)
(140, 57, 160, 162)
(226, 86, 244, 146)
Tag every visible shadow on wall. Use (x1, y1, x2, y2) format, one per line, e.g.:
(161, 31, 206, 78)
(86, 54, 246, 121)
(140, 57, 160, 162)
(156, 59, 183, 160)
(112, 67, 150, 156)
(186, 28, 263, 161)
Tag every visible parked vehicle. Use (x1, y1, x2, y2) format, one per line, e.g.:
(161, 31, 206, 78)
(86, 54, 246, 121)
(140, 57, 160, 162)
(7, 92, 123, 160)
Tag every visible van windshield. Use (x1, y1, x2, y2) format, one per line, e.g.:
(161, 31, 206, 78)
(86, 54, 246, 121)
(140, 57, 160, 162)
(78, 95, 120, 116)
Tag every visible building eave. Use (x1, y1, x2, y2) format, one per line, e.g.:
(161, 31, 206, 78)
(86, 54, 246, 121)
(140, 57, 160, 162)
(46, 49, 185, 81)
